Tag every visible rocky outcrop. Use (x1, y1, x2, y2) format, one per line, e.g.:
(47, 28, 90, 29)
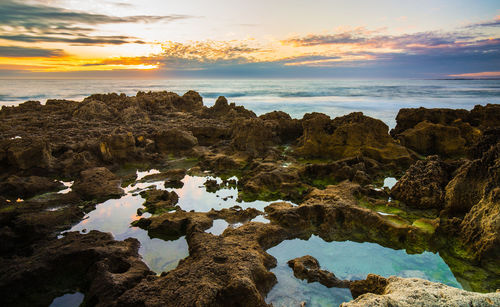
(457, 144, 500, 265)
(391, 156, 454, 209)
(296, 112, 413, 167)
(341, 275, 500, 307)
(72, 167, 124, 200)
(391, 105, 499, 158)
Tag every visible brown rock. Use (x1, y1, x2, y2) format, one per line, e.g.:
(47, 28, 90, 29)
(154, 128, 198, 152)
(287, 255, 350, 288)
(231, 118, 279, 157)
(99, 132, 136, 162)
(349, 274, 388, 299)
(296, 112, 413, 166)
(0, 231, 152, 307)
(0, 176, 64, 198)
(6, 138, 53, 170)
(72, 167, 124, 200)
(397, 121, 467, 157)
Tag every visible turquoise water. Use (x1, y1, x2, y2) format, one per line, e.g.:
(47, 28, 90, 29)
(1, 79, 499, 128)
(266, 235, 461, 306)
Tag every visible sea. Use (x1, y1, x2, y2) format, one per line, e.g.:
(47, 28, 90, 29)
(1, 79, 499, 128)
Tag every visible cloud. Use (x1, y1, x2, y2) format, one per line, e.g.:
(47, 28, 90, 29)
(0, 0, 194, 46)
(449, 71, 500, 78)
(0, 34, 145, 45)
(466, 16, 500, 28)
(0, 46, 66, 57)
(0, 0, 193, 27)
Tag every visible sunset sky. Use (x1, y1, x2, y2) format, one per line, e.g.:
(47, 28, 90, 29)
(1, 0, 499, 78)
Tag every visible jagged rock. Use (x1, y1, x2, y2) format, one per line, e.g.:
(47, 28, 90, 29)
(458, 144, 500, 264)
(341, 275, 500, 307)
(72, 167, 124, 200)
(287, 255, 349, 288)
(154, 128, 198, 152)
(0, 176, 64, 199)
(444, 144, 498, 215)
(391, 156, 453, 209)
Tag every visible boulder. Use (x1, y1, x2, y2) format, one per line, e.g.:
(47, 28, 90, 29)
(154, 128, 198, 152)
(72, 167, 124, 200)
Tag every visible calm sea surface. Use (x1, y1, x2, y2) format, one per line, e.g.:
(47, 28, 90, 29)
(1, 79, 499, 127)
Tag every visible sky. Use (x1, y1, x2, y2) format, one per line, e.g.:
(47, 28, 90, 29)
(0, 0, 499, 79)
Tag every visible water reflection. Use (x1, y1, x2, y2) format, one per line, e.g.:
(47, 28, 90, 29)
(49, 292, 84, 307)
(266, 235, 461, 306)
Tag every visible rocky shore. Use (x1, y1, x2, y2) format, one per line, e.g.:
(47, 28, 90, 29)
(0, 91, 498, 306)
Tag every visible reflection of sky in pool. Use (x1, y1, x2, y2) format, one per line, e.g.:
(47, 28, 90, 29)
(49, 292, 84, 307)
(65, 171, 275, 274)
(266, 235, 461, 307)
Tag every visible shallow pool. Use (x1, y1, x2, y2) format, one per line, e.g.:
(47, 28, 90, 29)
(266, 235, 461, 306)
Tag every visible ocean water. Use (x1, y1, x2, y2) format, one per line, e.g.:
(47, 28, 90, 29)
(1, 79, 499, 128)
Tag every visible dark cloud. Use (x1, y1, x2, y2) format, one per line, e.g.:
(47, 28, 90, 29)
(466, 18, 500, 28)
(0, 45, 66, 57)
(282, 33, 366, 46)
(0, 34, 145, 45)
(0, 0, 194, 46)
(0, 0, 193, 28)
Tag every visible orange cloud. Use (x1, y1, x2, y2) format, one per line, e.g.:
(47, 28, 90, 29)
(449, 71, 500, 78)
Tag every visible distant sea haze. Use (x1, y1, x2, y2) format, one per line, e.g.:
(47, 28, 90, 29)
(1, 79, 499, 128)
